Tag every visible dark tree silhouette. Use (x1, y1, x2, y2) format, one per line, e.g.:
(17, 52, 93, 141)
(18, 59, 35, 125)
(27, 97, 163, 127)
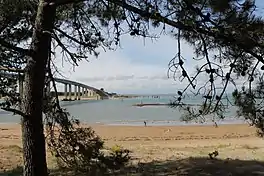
(0, 0, 264, 175)
(0, 0, 160, 175)
(160, 0, 264, 134)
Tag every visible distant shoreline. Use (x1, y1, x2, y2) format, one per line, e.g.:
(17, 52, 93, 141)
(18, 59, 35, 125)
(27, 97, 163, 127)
(0, 118, 246, 127)
(132, 103, 168, 107)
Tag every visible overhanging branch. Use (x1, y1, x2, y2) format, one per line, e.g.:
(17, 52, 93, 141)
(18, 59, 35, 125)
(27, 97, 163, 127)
(1, 107, 29, 118)
(0, 39, 32, 56)
(112, 0, 264, 65)
(53, 0, 264, 66)
(54, 27, 94, 49)
(52, 32, 79, 66)
(0, 66, 24, 73)
(52, 0, 84, 6)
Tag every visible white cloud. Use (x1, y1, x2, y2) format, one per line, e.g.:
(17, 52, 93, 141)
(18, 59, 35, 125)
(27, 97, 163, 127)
(52, 33, 245, 95)
(53, 52, 176, 93)
(51, 34, 196, 94)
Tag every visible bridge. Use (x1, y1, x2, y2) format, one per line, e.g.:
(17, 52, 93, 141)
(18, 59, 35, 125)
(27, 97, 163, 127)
(0, 67, 110, 100)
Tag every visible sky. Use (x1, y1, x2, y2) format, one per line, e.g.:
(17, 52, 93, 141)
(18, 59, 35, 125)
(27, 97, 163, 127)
(54, 0, 264, 95)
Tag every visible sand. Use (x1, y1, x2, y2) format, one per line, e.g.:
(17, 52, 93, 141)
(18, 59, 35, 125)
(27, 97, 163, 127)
(1, 123, 264, 175)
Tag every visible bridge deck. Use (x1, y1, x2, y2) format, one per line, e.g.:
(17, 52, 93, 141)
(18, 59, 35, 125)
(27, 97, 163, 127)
(0, 70, 109, 97)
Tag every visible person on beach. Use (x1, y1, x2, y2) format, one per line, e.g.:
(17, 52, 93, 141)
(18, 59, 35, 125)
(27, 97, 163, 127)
(214, 121, 218, 128)
(144, 121, 147, 127)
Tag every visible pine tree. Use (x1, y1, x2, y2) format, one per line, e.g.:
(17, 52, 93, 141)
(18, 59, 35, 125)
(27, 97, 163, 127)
(1, 0, 264, 175)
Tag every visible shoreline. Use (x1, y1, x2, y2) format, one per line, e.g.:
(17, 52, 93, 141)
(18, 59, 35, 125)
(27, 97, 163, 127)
(0, 114, 248, 127)
(0, 123, 256, 137)
(0, 120, 247, 127)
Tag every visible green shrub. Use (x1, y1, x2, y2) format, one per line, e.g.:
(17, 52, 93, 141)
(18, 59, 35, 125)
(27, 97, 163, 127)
(48, 126, 131, 174)
(101, 144, 131, 170)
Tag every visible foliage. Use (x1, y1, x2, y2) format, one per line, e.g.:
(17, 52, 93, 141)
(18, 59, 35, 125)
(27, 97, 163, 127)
(160, 0, 264, 131)
(46, 114, 131, 174)
(1, 0, 264, 175)
(0, 0, 150, 175)
(103, 144, 131, 170)
(43, 94, 131, 174)
(232, 82, 264, 136)
(208, 150, 219, 159)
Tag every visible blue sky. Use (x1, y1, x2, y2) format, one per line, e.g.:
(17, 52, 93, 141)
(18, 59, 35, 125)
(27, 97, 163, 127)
(55, 0, 264, 94)
(256, 0, 264, 15)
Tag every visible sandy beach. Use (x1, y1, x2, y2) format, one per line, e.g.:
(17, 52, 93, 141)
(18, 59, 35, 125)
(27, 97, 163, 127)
(1, 123, 264, 175)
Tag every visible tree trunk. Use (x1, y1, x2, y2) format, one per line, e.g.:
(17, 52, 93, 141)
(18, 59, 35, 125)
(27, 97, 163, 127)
(21, 1, 56, 176)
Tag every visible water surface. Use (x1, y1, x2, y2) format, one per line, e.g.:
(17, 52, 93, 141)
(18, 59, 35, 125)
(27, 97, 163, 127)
(0, 95, 245, 126)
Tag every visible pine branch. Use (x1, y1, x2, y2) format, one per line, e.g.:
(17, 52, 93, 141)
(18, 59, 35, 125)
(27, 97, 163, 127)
(52, 0, 264, 66)
(52, 32, 79, 66)
(118, 0, 264, 65)
(0, 66, 24, 73)
(52, 0, 84, 6)
(1, 107, 29, 118)
(54, 27, 94, 48)
(0, 39, 33, 56)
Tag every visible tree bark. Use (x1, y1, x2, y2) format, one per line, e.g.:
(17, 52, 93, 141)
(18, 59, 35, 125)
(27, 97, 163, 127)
(21, 1, 56, 176)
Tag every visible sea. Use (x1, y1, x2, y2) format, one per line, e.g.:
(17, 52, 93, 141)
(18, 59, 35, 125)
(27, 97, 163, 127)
(0, 95, 247, 126)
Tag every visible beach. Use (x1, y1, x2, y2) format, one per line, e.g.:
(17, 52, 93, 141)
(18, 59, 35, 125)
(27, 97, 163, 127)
(1, 123, 264, 175)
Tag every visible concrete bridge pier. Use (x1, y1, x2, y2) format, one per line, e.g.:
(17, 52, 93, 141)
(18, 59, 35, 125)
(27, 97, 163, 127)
(82, 87, 85, 98)
(88, 90, 91, 97)
(85, 88, 88, 97)
(77, 86, 81, 100)
(87, 90, 90, 97)
(68, 84, 72, 100)
(74, 85, 77, 100)
(64, 83, 68, 100)
(89, 90, 92, 97)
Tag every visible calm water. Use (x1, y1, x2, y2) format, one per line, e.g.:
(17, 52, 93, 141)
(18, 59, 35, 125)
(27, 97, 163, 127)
(0, 96, 246, 126)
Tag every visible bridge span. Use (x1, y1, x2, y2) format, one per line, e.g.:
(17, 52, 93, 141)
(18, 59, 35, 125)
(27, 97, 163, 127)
(0, 67, 110, 100)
